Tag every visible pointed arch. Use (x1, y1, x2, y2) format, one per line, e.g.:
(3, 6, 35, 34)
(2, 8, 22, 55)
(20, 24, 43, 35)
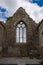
(16, 21, 26, 43)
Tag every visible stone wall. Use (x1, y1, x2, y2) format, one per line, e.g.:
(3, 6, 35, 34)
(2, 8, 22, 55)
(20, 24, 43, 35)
(5, 7, 37, 57)
(0, 7, 42, 59)
(0, 22, 7, 57)
(38, 21, 43, 47)
(38, 20, 43, 58)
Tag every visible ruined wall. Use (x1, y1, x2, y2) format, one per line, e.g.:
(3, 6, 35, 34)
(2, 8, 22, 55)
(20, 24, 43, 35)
(0, 22, 7, 57)
(0, 7, 41, 59)
(5, 7, 37, 57)
(38, 21, 43, 47)
(0, 7, 42, 65)
(38, 20, 43, 58)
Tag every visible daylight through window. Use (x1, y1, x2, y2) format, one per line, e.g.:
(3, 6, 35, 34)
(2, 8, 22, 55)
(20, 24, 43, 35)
(16, 22, 26, 43)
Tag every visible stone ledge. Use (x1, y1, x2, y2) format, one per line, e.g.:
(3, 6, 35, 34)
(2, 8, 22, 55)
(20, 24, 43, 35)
(0, 57, 41, 64)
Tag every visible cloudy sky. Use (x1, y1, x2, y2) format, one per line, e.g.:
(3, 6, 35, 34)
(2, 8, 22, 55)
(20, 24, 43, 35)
(0, 0, 43, 23)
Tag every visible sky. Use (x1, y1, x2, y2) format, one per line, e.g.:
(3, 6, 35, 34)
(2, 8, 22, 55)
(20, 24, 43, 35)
(0, 0, 43, 23)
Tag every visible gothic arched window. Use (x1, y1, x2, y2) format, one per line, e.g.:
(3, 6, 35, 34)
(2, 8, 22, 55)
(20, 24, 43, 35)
(16, 22, 26, 43)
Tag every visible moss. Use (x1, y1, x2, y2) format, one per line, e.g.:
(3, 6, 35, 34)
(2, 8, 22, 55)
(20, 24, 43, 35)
(6, 17, 13, 22)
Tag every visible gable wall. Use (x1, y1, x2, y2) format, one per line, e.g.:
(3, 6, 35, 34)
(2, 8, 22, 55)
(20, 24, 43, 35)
(0, 8, 41, 58)
(5, 10, 37, 57)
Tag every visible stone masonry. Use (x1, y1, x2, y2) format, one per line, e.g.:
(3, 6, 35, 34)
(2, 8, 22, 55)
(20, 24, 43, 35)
(0, 7, 43, 65)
